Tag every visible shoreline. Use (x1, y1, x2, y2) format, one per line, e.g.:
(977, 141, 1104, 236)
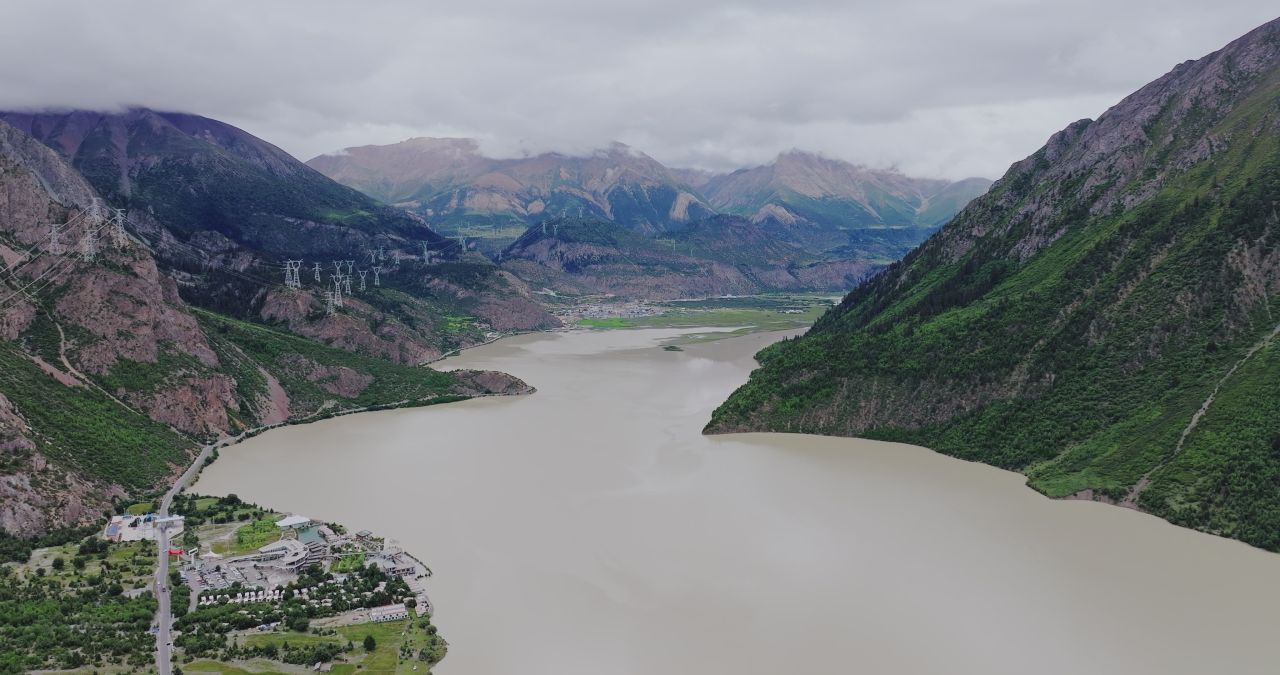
(144, 363, 539, 674)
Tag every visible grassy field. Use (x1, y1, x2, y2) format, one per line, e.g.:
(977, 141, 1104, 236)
(186, 660, 290, 675)
(332, 550, 366, 573)
(212, 518, 282, 555)
(197, 616, 443, 675)
(576, 294, 834, 339)
(125, 501, 154, 515)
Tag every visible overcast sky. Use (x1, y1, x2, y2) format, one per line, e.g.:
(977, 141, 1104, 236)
(0, 2, 1275, 180)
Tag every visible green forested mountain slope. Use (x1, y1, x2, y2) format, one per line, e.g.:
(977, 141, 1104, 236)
(708, 17, 1280, 550)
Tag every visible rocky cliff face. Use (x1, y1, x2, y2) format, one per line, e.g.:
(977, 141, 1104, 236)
(1, 108, 558, 363)
(709, 17, 1280, 551)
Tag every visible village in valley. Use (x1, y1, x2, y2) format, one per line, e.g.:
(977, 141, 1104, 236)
(1, 493, 448, 674)
(165, 492, 448, 671)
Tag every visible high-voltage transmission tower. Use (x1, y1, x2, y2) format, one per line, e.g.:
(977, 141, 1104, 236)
(358, 269, 368, 291)
(325, 289, 338, 316)
(48, 223, 64, 255)
(283, 260, 303, 289)
(331, 275, 344, 308)
(79, 228, 98, 263)
(377, 245, 385, 261)
(422, 242, 433, 263)
(312, 262, 322, 282)
(372, 266, 382, 287)
(342, 272, 353, 296)
(344, 260, 355, 275)
(111, 209, 128, 248)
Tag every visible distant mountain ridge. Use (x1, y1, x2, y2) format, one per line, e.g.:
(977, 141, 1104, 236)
(309, 139, 717, 236)
(708, 17, 1280, 551)
(703, 150, 988, 227)
(307, 141, 990, 253)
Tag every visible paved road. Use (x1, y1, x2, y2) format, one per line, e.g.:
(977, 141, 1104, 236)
(153, 436, 226, 675)
(155, 522, 173, 675)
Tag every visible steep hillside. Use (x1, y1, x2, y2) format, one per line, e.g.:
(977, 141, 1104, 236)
(709, 18, 1280, 550)
(0, 118, 532, 540)
(309, 140, 715, 236)
(0, 109, 557, 362)
(702, 151, 991, 256)
(499, 217, 878, 300)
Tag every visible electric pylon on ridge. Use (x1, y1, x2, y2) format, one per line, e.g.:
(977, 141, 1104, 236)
(111, 209, 128, 248)
(283, 260, 303, 289)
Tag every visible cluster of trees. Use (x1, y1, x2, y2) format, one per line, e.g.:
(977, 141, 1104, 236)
(408, 617, 449, 665)
(0, 524, 98, 564)
(283, 562, 412, 614)
(178, 560, 414, 658)
(0, 564, 157, 672)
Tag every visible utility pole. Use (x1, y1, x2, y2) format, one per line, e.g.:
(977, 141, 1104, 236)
(358, 269, 368, 291)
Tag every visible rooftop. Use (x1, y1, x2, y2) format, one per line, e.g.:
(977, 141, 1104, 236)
(275, 515, 312, 528)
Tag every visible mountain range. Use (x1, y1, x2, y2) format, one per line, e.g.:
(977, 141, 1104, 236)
(306, 139, 991, 259)
(709, 17, 1280, 551)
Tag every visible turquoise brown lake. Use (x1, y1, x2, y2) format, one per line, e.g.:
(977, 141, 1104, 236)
(194, 328, 1280, 675)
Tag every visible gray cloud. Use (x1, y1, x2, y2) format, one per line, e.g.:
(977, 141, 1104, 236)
(0, 1, 1274, 179)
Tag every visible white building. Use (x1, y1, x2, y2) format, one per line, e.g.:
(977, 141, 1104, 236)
(275, 514, 313, 529)
(369, 603, 409, 622)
